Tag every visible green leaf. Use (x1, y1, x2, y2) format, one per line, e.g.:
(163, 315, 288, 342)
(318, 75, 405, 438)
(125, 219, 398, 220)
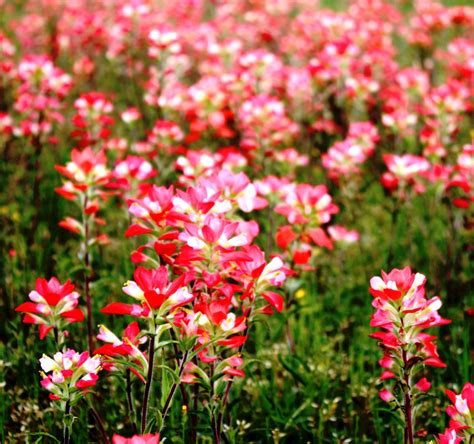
(29, 432, 61, 443)
(160, 363, 171, 408)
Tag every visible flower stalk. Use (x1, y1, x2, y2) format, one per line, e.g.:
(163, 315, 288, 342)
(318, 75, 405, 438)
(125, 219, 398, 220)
(83, 192, 94, 354)
(141, 331, 156, 434)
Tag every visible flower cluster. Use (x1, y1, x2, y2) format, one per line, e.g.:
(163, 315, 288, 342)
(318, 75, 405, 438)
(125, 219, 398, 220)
(39, 350, 101, 403)
(95, 322, 149, 382)
(273, 183, 340, 268)
(322, 122, 378, 180)
(370, 267, 450, 391)
(94, 162, 289, 435)
(11, 55, 72, 139)
(72, 92, 114, 147)
(437, 382, 474, 443)
(55, 148, 110, 241)
(16, 278, 83, 340)
(369, 267, 451, 440)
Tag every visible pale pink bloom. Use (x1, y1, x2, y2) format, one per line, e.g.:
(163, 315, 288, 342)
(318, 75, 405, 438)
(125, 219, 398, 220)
(275, 184, 338, 225)
(120, 108, 141, 124)
(328, 226, 359, 243)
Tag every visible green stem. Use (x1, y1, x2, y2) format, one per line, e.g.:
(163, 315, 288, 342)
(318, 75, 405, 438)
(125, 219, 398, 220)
(190, 359, 199, 443)
(141, 332, 156, 433)
(215, 309, 253, 442)
(126, 369, 138, 434)
(63, 401, 71, 444)
(170, 330, 189, 408)
(83, 193, 94, 354)
(402, 350, 414, 444)
(161, 349, 189, 425)
(89, 403, 110, 444)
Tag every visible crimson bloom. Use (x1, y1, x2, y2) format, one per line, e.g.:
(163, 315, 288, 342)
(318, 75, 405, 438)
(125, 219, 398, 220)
(16, 277, 84, 339)
(95, 322, 149, 382)
(101, 266, 194, 318)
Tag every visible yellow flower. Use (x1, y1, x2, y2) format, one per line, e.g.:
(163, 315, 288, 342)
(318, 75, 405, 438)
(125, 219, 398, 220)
(295, 289, 306, 300)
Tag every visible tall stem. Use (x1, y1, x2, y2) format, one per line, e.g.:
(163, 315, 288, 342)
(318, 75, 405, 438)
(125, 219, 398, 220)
(29, 114, 44, 246)
(387, 198, 401, 267)
(404, 391, 414, 444)
(285, 309, 296, 354)
(83, 193, 94, 354)
(170, 330, 189, 408)
(126, 369, 138, 434)
(89, 403, 110, 444)
(215, 329, 250, 441)
(211, 414, 220, 444)
(402, 350, 414, 444)
(190, 362, 199, 443)
(63, 400, 71, 444)
(54, 328, 60, 348)
(141, 332, 156, 433)
(161, 349, 189, 424)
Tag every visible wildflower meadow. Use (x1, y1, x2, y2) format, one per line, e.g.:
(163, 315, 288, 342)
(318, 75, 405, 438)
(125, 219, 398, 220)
(0, 0, 473, 443)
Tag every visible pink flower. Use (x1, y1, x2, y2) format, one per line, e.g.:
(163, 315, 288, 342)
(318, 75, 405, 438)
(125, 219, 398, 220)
(39, 350, 101, 402)
(379, 389, 394, 402)
(416, 378, 432, 392)
(445, 382, 474, 432)
(55, 148, 110, 189)
(381, 154, 430, 193)
(328, 226, 359, 244)
(435, 428, 463, 444)
(178, 216, 250, 252)
(238, 94, 298, 148)
(275, 184, 339, 225)
(322, 124, 377, 180)
(112, 433, 160, 444)
(112, 156, 156, 192)
(120, 108, 141, 124)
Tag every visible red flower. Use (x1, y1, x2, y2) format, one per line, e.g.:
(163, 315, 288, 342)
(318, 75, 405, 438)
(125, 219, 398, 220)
(101, 267, 194, 318)
(16, 277, 83, 339)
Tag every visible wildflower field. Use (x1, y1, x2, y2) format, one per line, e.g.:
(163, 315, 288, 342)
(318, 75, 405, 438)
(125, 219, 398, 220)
(0, 0, 473, 442)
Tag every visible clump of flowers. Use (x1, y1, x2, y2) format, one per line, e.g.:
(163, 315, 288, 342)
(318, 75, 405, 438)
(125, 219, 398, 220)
(111, 155, 156, 198)
(12, 55, 73, 140)
(237, 94, 299, 154)
(435, 381, 473, 443)
(100, 177, 289, 440)
(369, 267, 451, 443)
(435, 428, 463, 444)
